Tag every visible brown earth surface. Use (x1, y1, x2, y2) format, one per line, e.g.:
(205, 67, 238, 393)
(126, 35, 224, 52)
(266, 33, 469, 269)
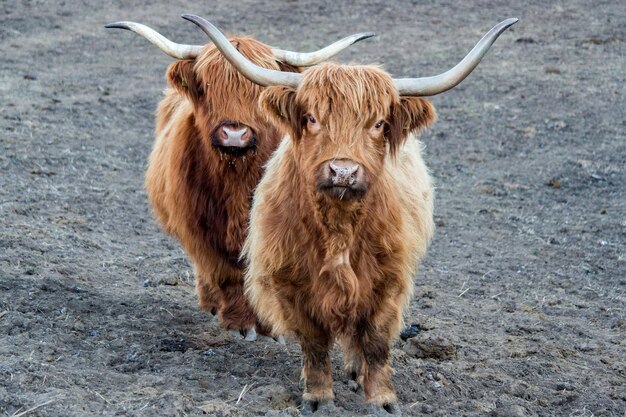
(1, 1, 624, 416)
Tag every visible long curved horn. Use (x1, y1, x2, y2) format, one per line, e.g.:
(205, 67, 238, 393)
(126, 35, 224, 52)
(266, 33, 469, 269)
(181, 14, 303, 88)
(272, 32, 376, 67)
(394, 18, 518, 96)
(106, 20, 374, 66)
(105, 21, 203, 59)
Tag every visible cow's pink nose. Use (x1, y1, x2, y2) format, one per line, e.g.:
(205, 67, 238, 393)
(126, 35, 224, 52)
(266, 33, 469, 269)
(219, 126, 252, 147)
(329, 160, 360, 186)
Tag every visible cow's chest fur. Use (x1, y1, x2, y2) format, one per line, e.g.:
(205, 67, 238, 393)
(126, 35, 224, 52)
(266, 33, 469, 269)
(274, 240, 402, 335)
(276, 197, 407, 334)
(183, 143, 261, 269)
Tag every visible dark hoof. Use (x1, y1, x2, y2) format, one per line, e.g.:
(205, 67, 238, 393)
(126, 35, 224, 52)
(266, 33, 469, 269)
(347, 379, 361, 392)
(227, 328, 257, 342)
(368, 402, 402, 417)
(301, 398, 334, 415)
(346, 371, 362, 392)
(210, 307, 217, 316)
(244, 327, 257, 342)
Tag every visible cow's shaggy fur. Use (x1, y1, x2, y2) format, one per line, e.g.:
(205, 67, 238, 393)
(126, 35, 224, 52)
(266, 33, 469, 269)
(146, 37, 299, 331)
(243, 63, 437, 411)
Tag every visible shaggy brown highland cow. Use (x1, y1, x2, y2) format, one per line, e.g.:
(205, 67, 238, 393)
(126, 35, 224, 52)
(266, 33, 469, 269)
(183, 15, 517, 416)
(185, 14, 517, 414)
(248, 69, 438, 415)
(106, 18, 373, 339)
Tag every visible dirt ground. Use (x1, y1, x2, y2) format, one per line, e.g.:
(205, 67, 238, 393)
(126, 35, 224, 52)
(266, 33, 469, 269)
(1, 1, 624, 416)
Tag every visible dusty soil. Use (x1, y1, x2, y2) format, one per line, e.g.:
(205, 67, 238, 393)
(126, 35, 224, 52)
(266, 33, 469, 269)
(1, 1, 624, 416)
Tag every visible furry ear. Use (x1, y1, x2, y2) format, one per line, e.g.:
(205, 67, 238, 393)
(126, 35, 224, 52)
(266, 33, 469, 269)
(259, 86, 304, 139)
(166, 60, 203, 103)
(385, 97, 437, 157)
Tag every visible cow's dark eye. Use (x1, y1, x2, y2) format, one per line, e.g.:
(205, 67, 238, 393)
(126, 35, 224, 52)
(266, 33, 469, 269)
(374, 120, 384, 129)
(308, 114, 317, 124)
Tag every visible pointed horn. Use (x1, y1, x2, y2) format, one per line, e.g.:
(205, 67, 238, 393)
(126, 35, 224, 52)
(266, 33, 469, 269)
(394, 18, 519, 96)
(181, 14, 303, 88)
(105, 21, 204, 60)
(271, 32, 376, 67)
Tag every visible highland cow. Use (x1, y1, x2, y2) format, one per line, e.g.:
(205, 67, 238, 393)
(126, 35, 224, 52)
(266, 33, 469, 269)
(186, 15, 517, 414)
(106, 19, 373, 339)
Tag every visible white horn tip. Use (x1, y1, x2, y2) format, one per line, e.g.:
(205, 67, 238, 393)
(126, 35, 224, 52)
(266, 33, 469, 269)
(502, 18, 520, 27)
(492, 18, 519, 37)
(353, 32, 377, 43)
(104, 22, 132, 30)
(181, 13, 202, 23)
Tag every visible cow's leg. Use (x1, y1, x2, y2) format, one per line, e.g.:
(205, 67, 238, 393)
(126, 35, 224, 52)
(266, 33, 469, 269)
(193, 257, 256, 338)
(339, 335, 364, 391)
(196, 271, 222, 316)
(297, 327, 334, 414)
(357, 318, 401, 416)
(219, 278, 257, 338)
(188, 248, 223, 317)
